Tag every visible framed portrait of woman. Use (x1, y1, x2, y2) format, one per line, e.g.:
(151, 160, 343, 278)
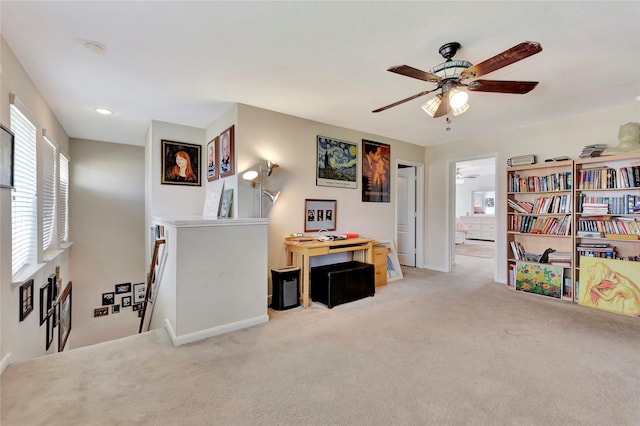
(218, 125, 235, 178)
(161, 139, 201, 186)
(206, 137, 218, 182)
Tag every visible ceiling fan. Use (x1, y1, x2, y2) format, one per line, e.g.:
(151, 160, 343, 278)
(456, 168, 479, 180)
(372, 41, 542, 118)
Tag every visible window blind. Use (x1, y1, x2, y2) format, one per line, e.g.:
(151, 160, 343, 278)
(10, 104, 37, 276)
(58, 153, 69, 244)
(42, 136, 56, 251)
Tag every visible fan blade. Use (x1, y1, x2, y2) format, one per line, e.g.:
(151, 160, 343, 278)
(460, 41, 542, 79)
(388, 65, 441, 83)
(467, 80, 539, 94)
(372, 89, 438, 113)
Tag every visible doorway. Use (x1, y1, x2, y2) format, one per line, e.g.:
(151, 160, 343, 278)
(452, 157, 497, 279)
(396, 161, 424, 268)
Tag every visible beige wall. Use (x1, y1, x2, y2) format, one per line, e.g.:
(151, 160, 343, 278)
(69, 139, 145, 347)
(425, 103, 640, 281)
(1, 37, 71, 368)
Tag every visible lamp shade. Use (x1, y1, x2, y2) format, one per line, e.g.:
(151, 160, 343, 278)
(262, 190, 280, 204)
(421, 95, 442, 117)
(242, 170, 259, 181)
(448, 88, 469, 108)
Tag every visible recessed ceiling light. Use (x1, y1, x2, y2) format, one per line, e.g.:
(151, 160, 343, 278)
(94, 108, 113, 115)
(84, 41, 106, 55)
(636, 95, 640, 102)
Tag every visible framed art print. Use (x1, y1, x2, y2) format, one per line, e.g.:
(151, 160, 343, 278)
(161, 139, 201, 186)
(206, 137, 218, 182)
(515, 262, 562, 299)
(19, 279, 34, 321)
(362, 139, 390, 203)
(218, 125, 235, 178)
(58, 282, 72, 352)
(304, 199, 336, 232)
(0, 123, 14, 189)
(115, 282, 131, 294)
(133, 282, 146, 303)
(316, 135, 357, 189)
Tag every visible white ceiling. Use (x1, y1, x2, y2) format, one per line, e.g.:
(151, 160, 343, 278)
(1, 1, 638, 147)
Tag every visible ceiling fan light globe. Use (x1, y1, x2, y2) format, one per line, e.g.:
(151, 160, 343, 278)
(452, 102, 470, 116)
(449, 88, 469, 108)
(421, 95, 442, 117)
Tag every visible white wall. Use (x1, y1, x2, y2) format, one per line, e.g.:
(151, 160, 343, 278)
(69, 139, 145, 348)
(233, 104, 426, 278)
(426, 103, 640, 279)
(1, 37, 71, 367)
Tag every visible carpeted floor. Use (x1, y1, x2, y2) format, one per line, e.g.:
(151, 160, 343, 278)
(455, 239, 494, 259)
(2, 259, 638, 426)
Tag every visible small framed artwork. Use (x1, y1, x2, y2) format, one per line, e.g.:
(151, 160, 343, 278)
(115, 282, 131, 294)
(58, 282, 72, 352)
(132, 303, 143, 312)
(219, 188, 233, 218)
(46, 313, 55, 350)
(377, 240, 404, 282)
(161, 139, 201, 186)
(218, 125, 235, 178)
(39, 279, 52, 326)
(19, 279, 34, 321)
(316, 135, 357, 189)
(94, 307, 109, 317)
(0, 123, 15, 189)
(362, 139, 391, 203)
(121, 296, 132, 308)
(304, 199, 336, 232)
(133, 282, 146, 303)
(206, 137, 218, 182)
(112, 305, 120, 314)
(102, 292, 115, 306)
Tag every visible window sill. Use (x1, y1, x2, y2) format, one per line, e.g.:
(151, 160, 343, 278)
(11, 263, 46, 288)
(60, 241, 74, 250)
(43, 249, 64, 262)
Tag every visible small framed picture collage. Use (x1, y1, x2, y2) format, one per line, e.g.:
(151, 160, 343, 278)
(94, 281, 144, 318)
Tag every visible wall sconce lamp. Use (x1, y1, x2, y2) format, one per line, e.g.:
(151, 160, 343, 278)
(242, 160, 281, 218)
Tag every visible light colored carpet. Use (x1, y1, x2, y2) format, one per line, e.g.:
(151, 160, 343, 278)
(2, 262, 639, 426)
(455, 240, 495, 259)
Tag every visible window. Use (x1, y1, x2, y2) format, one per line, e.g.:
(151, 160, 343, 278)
(58, 153, 69, 244)
(42, 136, 56, 251)
(10, 103, 37, 277)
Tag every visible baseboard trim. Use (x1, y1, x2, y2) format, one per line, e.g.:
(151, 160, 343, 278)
(164, 315, 269, 346)
(1, 353, 12, 375)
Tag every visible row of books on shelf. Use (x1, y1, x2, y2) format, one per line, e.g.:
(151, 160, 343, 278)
(509, 215, 571, 235)
(576, 242, 640, 261)
(508, 172, 572, 193)
(577, 217, 640, 236)
(508, 194, 571, 214)
(577, 165, 640, 189)
(577, 194, 640, 215)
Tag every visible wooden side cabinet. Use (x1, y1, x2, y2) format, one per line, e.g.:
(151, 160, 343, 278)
(373, 245, 388, 287)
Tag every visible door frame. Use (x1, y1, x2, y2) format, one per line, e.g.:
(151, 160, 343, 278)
(396, 159, 424, 268)
(449, 153, 499, 281)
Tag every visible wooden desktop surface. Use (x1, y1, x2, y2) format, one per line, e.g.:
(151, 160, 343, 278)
(283, 237, 377, 307)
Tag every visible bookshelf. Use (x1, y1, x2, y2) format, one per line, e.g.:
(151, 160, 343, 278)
(506, 160, 574, 300)
(573, 153, 640, 302)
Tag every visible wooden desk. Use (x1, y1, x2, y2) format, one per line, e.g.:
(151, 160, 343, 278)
(283, 237, 377, 307)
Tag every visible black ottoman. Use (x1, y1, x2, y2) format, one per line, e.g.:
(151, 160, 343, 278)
(310, 261, 375, 308)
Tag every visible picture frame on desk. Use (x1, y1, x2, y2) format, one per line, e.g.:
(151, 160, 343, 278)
(304, 199, 336, 232)
(377, 239, 403, 282)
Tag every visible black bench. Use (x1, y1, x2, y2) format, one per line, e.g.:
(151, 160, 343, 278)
(310, 261, 375, 308)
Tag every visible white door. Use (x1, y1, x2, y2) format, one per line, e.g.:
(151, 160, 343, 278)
(397, 166, 416, 266)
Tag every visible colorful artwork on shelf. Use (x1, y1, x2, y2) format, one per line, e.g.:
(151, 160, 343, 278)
(515, 262, 563, 299)
(578, 256, 640, 317)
